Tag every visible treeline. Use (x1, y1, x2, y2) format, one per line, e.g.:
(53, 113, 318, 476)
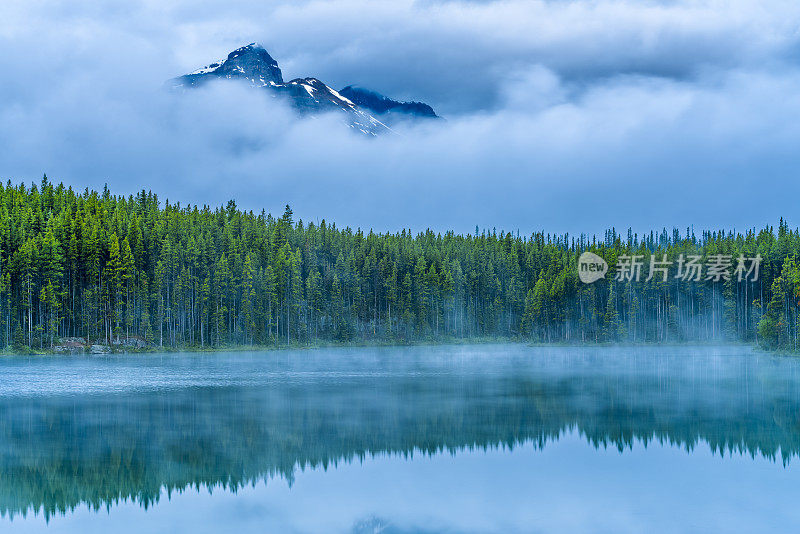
(0, 176, 797, 350)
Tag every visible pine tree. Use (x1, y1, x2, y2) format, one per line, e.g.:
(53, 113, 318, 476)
(759, 276, 787, 349)
(242, 254, 255, 344)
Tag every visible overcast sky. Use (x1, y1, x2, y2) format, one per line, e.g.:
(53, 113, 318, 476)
(1, 0, 799, 236)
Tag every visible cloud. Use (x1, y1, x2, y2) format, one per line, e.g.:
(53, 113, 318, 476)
(0, 0, 799, 236)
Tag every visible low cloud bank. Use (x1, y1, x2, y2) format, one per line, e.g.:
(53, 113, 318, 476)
(0, 0, 799, 235)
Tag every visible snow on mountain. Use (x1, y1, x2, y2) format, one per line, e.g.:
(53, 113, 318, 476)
(171, 44, 436, 136)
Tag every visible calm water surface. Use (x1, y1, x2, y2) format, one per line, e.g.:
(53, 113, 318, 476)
(0, 344, 798, 533)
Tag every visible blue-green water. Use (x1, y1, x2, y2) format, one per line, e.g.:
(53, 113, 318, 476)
(1, 344, 799, 533)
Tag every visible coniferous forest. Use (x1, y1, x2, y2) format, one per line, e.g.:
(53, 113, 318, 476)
(1, 176, 798, 352)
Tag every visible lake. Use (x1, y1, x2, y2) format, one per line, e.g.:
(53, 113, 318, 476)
(0, 344, 798, 533)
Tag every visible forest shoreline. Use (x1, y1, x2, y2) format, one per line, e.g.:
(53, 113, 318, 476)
(0, 337, 762, 357)
(0, 179, 797, 354)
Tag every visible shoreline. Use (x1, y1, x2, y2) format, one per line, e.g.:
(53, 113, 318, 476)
(1, 338, 763, 357)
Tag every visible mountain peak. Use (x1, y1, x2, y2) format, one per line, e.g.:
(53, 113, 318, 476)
(227, 43, 268, 60)
(171, 44, 437, 136)
(220, 43, 283, 84)
(176, 43, 283, 87)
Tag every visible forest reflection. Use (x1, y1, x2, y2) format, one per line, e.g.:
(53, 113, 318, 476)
(0, 345, 797, 520)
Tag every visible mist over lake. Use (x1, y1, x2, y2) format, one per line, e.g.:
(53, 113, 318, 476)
(1, 344, 799, 533)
